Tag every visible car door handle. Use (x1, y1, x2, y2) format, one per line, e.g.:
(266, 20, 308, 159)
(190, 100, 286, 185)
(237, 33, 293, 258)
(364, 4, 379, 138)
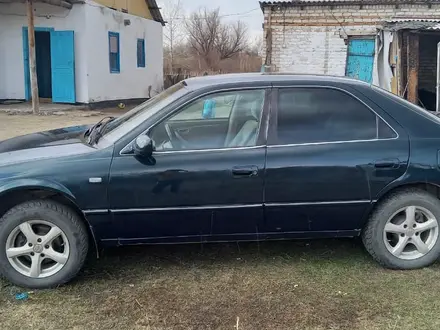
(232, 166, 259, 177)
(374, 158, 400, 169)
(176, 128, 190, 134)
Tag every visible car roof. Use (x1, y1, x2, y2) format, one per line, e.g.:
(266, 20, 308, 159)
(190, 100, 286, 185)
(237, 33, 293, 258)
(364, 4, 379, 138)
(183, 72, 371, 90)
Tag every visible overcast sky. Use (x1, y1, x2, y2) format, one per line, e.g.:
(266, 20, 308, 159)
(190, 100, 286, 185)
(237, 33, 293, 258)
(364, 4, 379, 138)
(158, 0, 264, 41)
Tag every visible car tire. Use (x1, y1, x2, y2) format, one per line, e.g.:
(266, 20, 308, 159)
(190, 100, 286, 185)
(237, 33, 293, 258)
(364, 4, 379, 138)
(0, 200, 88, 288)
(362, 189, 440, 270)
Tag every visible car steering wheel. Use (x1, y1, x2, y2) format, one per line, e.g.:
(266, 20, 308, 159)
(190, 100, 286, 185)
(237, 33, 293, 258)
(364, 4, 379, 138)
(164, 123, 189, 149)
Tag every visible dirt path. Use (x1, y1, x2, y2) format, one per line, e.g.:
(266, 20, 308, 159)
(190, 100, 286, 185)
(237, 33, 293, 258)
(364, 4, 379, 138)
(0, 111, 120, 141)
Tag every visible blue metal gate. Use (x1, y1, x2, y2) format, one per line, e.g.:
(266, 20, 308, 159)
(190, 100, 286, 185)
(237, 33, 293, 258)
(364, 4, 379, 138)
(346, 39, 375, 83)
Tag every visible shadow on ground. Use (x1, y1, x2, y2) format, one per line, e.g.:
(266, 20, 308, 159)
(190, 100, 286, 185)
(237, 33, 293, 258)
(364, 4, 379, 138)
(85, 238, 367, 279)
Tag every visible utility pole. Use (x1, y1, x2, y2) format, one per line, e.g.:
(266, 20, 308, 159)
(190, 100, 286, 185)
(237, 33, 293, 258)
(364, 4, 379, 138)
(26, 0, 40, 114)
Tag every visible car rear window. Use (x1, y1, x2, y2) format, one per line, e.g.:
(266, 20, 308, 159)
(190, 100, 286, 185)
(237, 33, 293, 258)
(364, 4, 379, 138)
(372, 86, 440, 125)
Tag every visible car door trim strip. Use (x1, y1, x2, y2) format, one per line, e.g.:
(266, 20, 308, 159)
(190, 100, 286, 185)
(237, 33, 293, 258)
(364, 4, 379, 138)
(83, 209, 109, 215)
(83, 200, 374, 215)
(109, 204, 262, 213)
(265, 200, 372, 207)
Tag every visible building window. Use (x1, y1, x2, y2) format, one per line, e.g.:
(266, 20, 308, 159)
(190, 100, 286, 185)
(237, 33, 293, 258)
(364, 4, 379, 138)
(109, 32, 120, 73)
(137, 39, 145, 68)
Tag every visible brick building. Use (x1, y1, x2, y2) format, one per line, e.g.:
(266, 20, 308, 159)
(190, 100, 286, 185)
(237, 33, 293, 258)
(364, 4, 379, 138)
(260, 0, 440, 109)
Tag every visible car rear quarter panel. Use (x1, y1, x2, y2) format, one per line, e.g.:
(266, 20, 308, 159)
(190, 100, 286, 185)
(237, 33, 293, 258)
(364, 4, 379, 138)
(354, 85, 440, 199)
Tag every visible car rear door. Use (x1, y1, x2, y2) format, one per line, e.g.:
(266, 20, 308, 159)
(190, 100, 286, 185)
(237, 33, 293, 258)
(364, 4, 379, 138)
(263, 84, 409, 237)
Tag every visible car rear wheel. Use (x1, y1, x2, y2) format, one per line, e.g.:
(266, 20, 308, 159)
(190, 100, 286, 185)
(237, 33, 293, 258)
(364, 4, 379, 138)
(362, 189, 440, 269)
(0, 200, 88, 288)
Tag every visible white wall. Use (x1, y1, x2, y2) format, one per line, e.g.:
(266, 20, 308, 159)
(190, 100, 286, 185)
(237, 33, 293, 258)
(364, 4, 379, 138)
(263, 3, 440, 75)
(0, 1, 163, 103)
(85, 1, 164, 102)
(0, 2, 89, 102)
(270, 25, 351, 76)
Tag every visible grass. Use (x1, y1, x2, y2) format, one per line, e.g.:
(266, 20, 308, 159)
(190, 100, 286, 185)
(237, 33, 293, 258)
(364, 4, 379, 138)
(2, 239, 440, 330)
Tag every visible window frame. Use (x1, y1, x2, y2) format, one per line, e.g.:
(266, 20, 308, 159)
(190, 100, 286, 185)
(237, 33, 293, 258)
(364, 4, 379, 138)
(137, 38, 146, 68)
(120, 87, 271, 155)
(268, 85, 399, 147)
(109, 31, 120, 73)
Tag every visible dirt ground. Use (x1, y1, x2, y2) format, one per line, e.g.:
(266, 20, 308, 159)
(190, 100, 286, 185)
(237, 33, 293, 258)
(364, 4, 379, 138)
(1, 112, 440, 330)
(0, 111, 119, 140)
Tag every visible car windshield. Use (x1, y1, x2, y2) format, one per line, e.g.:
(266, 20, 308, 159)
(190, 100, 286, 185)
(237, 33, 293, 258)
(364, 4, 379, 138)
(373, 85, 440, 124)
(96, 82, 190, 148)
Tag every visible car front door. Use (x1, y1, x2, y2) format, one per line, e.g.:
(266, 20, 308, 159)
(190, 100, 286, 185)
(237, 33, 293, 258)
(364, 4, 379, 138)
(108, 88, 269, 244)
(263, 85, 409, 237)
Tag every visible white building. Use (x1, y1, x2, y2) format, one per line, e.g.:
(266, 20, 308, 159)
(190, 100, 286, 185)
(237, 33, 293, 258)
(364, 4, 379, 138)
(0, 0, 165, 105)
(260, 0, 440, 109)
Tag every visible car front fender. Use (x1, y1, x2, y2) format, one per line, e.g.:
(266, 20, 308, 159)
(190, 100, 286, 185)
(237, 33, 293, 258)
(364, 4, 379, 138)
(0, 177, 101, 258)
(0, 178, 76, 201)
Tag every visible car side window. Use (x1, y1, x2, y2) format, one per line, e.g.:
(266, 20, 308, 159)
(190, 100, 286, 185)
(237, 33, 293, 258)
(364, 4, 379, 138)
(150, 89, 266, 152)
(274, 88, 397, 145)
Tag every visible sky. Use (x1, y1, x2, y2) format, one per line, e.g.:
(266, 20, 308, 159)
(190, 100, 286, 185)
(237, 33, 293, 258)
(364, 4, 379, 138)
(157, 0, 264, 41)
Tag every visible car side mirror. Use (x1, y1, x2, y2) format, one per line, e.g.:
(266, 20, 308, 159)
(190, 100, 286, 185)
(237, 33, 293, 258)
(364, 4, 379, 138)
(133, 135, 154, 157)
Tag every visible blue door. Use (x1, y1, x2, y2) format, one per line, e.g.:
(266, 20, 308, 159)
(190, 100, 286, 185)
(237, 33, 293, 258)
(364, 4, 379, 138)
(346, 39, 375, 83)
(50, 31, 76, 103)
(22, 27, 54, 101)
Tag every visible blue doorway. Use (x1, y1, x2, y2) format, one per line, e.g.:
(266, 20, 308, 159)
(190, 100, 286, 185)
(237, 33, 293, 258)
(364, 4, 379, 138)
(345, 39, 375, 83)
(22, 27, 76, 103)
(35, 31, 52, 98)
(22, 27, 54, 101)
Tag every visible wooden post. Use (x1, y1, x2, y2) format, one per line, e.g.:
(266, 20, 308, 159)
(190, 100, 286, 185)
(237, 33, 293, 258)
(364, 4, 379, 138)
(26, 0, 40, 114)
(264, 6, 273, 69)
(397, 31, 404, 96)
(390, 33, 399, 95)
(407, 32, 419, 105)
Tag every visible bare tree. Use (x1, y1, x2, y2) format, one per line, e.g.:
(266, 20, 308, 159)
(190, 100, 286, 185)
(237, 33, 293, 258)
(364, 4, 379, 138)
(185, 8, 220, 69)
(185, 7, 248, 70)
(215, 21, 247, 60)
(162, 0, 184, 73)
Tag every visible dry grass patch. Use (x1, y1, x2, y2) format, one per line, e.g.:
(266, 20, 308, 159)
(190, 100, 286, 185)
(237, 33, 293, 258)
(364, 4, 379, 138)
(2, 240, 440, 330)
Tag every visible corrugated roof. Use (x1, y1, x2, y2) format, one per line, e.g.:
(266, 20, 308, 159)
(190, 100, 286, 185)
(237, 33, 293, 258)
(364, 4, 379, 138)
(2, 0, 73, 9)
(146, 0, 165, 26)
(386, 18, 440, 22)
(383, 18, 440, 30)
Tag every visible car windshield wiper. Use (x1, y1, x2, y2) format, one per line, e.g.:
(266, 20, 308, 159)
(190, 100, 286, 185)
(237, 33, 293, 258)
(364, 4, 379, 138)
(84, 116, 115, 145)
(93, 117, 117, 144)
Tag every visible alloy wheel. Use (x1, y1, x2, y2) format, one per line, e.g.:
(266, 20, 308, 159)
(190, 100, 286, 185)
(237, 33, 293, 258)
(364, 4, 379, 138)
(5, 220, 70, 278)
(383, 206, 439, 260)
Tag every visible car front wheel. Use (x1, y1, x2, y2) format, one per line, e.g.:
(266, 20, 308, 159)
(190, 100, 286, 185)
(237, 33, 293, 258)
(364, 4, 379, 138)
(0, 200, 88, 288)
(363, 189, 440, 269)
